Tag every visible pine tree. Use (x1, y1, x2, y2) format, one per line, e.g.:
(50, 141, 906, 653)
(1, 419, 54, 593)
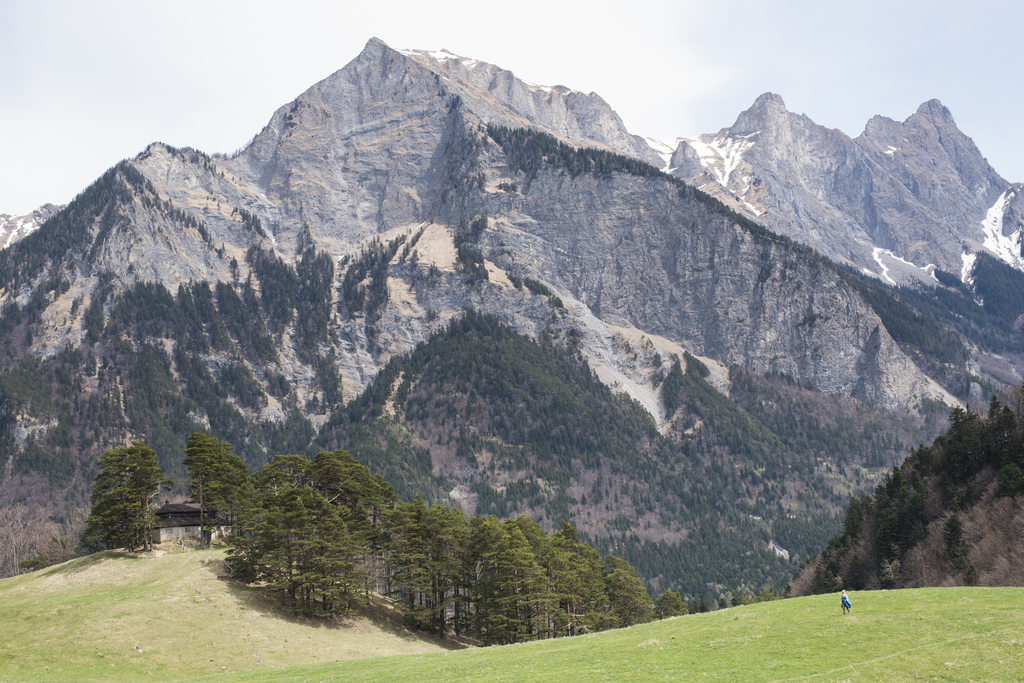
(544, 525, 608, 635)
(183, 432, 243, 548)
(82, 442, 168, 552)
(604, 554, 653, 627)
(497, 525, 552, 641)
(466, 515, 515, 644)
(655, 590, 687, 618)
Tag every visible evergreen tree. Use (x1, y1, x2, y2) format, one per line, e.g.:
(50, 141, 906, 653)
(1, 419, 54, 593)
(544, 526, 609, 635)
(487, 524, 550, 643)
(655, 590, 687, 618)
(82, 442, 168, 552)
(385, 496, 469, 635)
(183, 432, 243, 548)
(603, 554, 654, 627)
(239, 462, 368, 616)
(466, 515, 516, 644)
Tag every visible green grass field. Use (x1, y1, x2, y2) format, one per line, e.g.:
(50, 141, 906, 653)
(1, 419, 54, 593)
(0, 548, 459, 683)
(1, 550, 1022, 682)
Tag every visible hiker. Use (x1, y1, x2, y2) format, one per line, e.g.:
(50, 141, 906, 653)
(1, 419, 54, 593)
(841, 589, 851, 615)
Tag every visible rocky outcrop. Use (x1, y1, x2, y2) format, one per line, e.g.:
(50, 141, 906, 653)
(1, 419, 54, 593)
(669, 93, 1014, 282)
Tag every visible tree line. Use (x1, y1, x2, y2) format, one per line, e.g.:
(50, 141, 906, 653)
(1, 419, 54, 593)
(81, 433, 670, 643)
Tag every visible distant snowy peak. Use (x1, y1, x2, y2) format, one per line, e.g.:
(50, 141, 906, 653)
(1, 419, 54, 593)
(645, 91, 1023, 286)
(0, 204, 61, 250)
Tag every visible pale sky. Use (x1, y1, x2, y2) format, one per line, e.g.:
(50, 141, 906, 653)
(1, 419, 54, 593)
(1, 0, 1021, 215)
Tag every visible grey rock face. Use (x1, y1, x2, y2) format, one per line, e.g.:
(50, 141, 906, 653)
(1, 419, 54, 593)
(671, 93, 1013, 281)
(16, 37, 952, 424)
(475, 165, 941, 411)
(398, 44, 664, 167)
(668, 140, 703, 179)
(1002, 186, 1024, 244)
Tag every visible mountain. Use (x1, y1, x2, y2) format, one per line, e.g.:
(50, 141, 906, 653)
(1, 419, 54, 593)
(0, 204, 62, 250)
(662, 93, 1024, 286)
(3, 37, 1021, 599)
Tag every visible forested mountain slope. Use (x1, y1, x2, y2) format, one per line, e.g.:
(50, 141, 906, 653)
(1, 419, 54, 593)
(793, 385, 1024, 594)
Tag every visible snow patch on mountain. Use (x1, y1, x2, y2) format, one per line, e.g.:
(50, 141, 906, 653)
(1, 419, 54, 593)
(741, 198, 762, 217)
(399, 47, 574, 98)
(871, 248, 935, 285)
(645, 137, 679, 170)
(962, 251, 978, 285)
(872, 248, 897, 284)
(1, 216, 39, 248)
(0, 205, 61, 250)
(685, 133, 758, 186)
(979, 191, 1023, 270)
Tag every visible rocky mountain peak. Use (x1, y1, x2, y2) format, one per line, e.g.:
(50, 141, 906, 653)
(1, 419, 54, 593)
(729, 92, 790, 137)
(915, 98, 955, 124)
(393, 41, 661, 165)
(668, 87, 1019, 287)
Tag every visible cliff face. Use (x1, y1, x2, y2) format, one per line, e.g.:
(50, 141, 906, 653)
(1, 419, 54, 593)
(672, 93, 1014, 282)
(15, 38, 950, 419)
(472, 165, 942, 411)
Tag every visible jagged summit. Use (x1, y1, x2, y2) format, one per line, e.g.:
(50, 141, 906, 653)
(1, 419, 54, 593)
(729, 92, 789, 137)
(664, 91, 1018, 286)
(916, 98, 956, 122)
(393, 39, 661, 166)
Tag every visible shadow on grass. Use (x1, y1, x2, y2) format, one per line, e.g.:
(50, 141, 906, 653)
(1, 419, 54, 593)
(41, 549, 143, 576)
(201, 558, 470, 652)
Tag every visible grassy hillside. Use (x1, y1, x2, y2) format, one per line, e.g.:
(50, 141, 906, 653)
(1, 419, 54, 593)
(2, 550, 1021, 683)
(208, 587, 1022, 682)
(0, 548, 460, 683)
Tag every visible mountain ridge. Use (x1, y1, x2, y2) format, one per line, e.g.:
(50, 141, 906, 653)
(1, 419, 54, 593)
(662, 92, 1022, 289)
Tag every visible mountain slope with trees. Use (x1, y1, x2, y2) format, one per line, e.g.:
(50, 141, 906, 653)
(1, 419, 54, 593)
(310, 310, 944, 601)
(792, 384, 1024, 595)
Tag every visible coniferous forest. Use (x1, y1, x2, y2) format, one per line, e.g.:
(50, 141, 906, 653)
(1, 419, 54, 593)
(793, 386, 1024, 594)
(83, 433, 657, 643)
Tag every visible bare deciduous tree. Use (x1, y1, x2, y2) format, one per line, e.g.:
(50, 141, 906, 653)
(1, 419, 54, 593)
(0, 505, 48, 578)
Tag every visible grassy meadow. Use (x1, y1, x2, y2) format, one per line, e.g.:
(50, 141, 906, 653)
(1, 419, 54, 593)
(0, 548, 460, 683)
(1, 548, 1022, 682)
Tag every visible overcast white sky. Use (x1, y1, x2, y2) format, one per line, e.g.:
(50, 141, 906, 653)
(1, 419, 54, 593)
(1, 0, 1021, 215)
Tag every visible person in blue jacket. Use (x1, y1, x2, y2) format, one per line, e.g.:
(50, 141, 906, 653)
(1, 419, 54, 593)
(841, 589, 851, 614)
